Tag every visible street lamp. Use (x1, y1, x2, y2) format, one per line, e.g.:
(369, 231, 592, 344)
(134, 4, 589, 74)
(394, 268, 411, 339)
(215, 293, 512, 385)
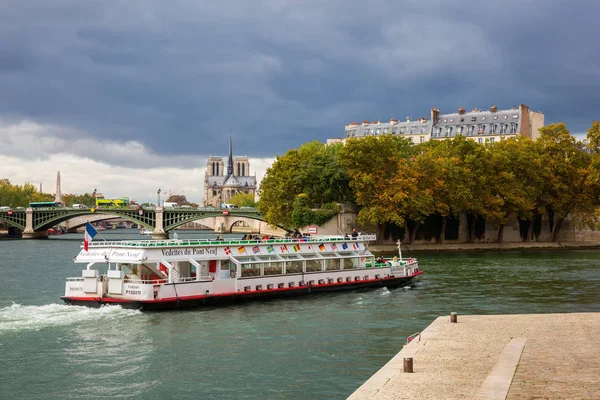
(157, 188, 161, 207)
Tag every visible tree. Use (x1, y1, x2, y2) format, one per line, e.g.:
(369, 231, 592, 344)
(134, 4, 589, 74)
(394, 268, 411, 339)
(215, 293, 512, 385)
(483, 137, 540, 242)
(339, 135, 414, 236)
(538, 123, 596, 241)
(228, 193, 257, 208)
(586, 120, 600, 154)
(259, 141, 351, 228)
(166, 194, 189, 206)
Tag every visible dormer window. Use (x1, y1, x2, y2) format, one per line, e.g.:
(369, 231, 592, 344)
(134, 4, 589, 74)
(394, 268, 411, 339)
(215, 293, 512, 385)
(471, 117, 477, 121)
(365, 128, 370, 134)
(478, 124, 486, 134)
(493, 116, 498, 120)
(500, 124, 507, 134)
(445, 126, 453, 136)
(383, 128, 388, 134)
(457, 126, 464, 134)
(510, 123, 518, 133)
(513, 115, 519, 119)
(376, 128, 381, 134)
(436, 127, 442, 135)
(391, 127, 397, 134)
(468, 125, 475, 135)
(490, 124, 497, 134)
(421, 126, 428, 133)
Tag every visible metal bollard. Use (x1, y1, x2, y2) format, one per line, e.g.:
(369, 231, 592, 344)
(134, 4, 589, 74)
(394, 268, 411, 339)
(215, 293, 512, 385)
(403, 357, 413, 373)
(450, 312, 457, 323)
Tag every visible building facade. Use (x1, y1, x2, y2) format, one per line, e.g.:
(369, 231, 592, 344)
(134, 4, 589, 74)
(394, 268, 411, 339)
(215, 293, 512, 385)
(203, 137, 257, 207)
(336, 104, 544, 144)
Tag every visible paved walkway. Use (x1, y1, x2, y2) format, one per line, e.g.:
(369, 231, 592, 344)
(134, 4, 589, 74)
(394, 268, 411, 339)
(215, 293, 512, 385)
(369, 241, 600, 254)
(348, 313, 600, 399)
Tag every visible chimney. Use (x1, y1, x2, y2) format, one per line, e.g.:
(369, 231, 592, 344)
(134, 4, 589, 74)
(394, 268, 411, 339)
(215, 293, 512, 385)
(458, 108, 466, 115)
(406, 116, 410, 123)
(377, 120, 381, 125)
(363, 120, 369, 126)
(390, 118, 398, 124)
(430, 108, 440, 125)
(490, 105, 497, 113)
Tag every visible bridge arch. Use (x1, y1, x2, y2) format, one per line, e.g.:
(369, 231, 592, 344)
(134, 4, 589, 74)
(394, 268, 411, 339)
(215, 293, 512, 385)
(0, 213, 26, 230)
(33, 209, 156, 231)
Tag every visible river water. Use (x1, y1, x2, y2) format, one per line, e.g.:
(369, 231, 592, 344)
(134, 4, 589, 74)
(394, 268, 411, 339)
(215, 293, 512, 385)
(1, 229, 599, 399)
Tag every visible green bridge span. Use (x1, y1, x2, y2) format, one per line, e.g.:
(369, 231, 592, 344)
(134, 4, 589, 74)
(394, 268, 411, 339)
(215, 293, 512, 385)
(0, 207, 268, 239)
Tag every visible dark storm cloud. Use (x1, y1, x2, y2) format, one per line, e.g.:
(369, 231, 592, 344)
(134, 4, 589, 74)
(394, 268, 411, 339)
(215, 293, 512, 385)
(1, 0, 598, 165)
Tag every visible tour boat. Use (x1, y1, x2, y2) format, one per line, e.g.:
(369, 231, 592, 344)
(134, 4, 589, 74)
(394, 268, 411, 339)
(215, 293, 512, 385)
(61, 235, 422, 311)
(140, 229, 152, 235)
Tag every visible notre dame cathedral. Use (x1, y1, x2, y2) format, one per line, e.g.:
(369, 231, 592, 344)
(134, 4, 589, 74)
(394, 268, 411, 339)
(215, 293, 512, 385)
(203, 136, 257, 207)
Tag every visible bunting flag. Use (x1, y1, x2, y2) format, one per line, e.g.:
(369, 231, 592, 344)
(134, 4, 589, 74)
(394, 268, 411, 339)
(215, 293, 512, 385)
(330, 243, 337, 251)
(352, 243, 358, 250)
(224, 246, 231, 255)
(318, 243, 325, 251)
(293, 244, 300, 252)
(252, 245, 260, 254)
(267, 245, 274, 253)
(342, 243, 349, 250)
(280, 244, 288, 253)
(238, 246, 246, 254)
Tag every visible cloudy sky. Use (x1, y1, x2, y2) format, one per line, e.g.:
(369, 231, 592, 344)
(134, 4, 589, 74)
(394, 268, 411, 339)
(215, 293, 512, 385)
(1, 0, 599, 203)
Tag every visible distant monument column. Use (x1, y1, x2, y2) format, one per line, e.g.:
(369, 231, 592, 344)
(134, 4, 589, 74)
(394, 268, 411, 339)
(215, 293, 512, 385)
(55, 171, 63, 205)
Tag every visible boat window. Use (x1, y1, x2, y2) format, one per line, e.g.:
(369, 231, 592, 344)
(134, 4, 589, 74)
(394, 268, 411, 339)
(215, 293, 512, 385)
(325, 258, 341, 270)
(285, 260, 303, 273)
(241, 264, 260, 277)
(343, 258, 360, 269)
(264, 262, 283, 275)
(220, 260, 231, 270)
(306, 259, 322, 272)
(302, 253, 319, 259)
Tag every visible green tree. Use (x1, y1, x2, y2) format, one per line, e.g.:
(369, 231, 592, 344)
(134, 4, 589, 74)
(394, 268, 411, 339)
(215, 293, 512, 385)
(586, 120, 600, 154)
(228, 193, 257, 208)
(538, 123, 597, 241)
(339, 135, 414, 236)
(259, 141, 350, 228)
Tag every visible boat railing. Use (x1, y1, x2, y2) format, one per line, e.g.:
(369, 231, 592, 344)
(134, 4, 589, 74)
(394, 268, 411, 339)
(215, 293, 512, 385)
(124, 278, 167, 285)
(66, 277, 85, 282)
(406, 332, 421, 345)
(85, 234, 378, 248)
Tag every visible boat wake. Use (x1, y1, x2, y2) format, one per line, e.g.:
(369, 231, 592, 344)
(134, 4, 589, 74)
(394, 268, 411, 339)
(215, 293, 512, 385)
(0, 303, 141, 334)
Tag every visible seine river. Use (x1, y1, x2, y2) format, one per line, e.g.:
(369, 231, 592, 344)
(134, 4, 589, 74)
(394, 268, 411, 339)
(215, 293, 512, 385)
(1, 229, 599, 399)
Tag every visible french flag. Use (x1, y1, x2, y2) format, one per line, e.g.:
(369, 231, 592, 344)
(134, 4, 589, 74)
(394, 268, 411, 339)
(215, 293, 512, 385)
(84, 222, 97, 251)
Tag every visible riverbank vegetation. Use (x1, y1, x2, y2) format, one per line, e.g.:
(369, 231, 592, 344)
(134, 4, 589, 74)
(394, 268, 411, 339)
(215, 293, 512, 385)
(0, 181, 96, 208)
(259, 122, 600, 242)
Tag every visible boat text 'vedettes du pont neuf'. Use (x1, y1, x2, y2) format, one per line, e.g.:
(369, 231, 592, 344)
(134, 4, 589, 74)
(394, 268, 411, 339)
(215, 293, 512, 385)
(62, 234, 422, 311)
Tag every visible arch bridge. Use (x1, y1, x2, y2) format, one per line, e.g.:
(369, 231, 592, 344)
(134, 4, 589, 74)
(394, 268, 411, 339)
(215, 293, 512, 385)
(0, 207, 280, 239)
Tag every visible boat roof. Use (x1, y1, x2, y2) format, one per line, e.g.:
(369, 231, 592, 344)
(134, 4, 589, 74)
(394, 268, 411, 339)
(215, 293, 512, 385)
(75, 235, 376, 264)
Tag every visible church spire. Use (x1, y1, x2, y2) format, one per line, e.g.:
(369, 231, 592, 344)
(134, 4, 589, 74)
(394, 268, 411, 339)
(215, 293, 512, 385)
(227, 134, 234, 177)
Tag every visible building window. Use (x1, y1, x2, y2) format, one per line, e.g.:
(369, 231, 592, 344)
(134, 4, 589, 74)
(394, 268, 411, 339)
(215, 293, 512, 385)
(493, 116, 498, 120)
(421, 126, 428, 133)
(490, 138, 495, 144)
(510, 123, 518, 133)
(383, 128, 388, 134)
(435, 127, 442, 135)
(478, 124, 486, 134)
(513, 115, 519, 119)
(504, 115, 508, 119)
(457, 126, 463, 134)
(449, 119, 454, 122)
(365, 129, 370, 134)
(500, 124, 507, 134)
(443, 119, 448, 122)
(478, 138, 483, 144)
(468, 126, 475, 135)
(391, 127, 397, 134)
(376, 128, 381, 134)
(490, 124, 497, 134)
(410, 126, 416, 134)
(482, 117, 486, 120)
(420, 136, 424, 144)
(471, 117, 477, 121)
(445, 126, 453, 136)
(212, 190, 217, 196)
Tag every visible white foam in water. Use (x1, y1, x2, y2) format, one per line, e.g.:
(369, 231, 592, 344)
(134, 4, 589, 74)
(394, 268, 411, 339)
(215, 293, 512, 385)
(377, 287, 391, 296)
(0, 303, 141, 334)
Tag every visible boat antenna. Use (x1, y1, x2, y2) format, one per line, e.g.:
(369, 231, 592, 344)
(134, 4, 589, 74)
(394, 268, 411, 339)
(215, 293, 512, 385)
(397, 239, 402, 261)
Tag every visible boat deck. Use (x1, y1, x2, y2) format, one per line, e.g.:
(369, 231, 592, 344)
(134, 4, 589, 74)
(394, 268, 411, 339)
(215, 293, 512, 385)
(348, 312, 600, 399)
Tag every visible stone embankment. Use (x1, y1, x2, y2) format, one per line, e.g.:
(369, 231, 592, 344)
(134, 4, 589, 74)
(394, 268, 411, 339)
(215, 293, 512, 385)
(370, 241, 600, 253)
(349, 313, 600, 399)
